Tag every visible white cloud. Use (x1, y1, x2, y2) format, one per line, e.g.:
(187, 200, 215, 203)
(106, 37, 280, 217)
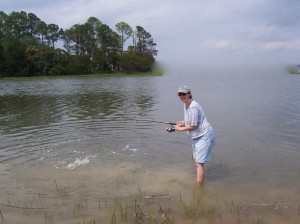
(198, 40, 231, 50)
(2, 0, 300, 65)
(263, 39, 300, 50)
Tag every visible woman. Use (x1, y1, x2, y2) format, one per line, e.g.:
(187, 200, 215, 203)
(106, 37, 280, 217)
(175, 85, 215, 185)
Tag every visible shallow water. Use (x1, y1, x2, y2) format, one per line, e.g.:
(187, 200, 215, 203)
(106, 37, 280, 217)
(1, 66, 300, 223)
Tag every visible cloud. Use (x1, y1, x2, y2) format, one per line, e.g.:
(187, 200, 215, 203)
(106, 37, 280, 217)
(263, 39, 300, 50)
(198, 40, 231, 50)
(2, 0, 300, 66)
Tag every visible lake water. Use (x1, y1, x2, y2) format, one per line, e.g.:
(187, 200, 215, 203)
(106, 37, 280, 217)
(1, 65, 300, 223)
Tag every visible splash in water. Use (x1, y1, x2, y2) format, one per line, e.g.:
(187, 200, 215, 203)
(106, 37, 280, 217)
(66, 157, 90, 169)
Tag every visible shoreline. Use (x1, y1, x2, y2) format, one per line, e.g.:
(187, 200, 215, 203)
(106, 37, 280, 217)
(0, 71, 163, 81)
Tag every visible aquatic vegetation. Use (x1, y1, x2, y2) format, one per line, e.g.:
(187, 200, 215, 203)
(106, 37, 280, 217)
(180, 199, 192, 216)
(255, 212, 264, 224)
(54, 180, 67, 197)
(230, 200, 242, 223)
(1, 190, 300, 223)
(110, 208, 116, 224)
(0, 208, 3, 223)
(45, 212, 54, 224)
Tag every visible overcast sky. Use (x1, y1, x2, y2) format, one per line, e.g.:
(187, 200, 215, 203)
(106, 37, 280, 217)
(2, 0, 300, 68)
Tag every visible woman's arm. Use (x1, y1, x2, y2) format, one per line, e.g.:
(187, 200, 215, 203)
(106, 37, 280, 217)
(175, 124, 197, 132)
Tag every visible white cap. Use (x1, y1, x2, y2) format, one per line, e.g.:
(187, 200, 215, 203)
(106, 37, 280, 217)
(177, 85, 191, 93)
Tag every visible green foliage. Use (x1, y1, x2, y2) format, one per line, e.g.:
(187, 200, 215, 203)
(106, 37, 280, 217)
(0, 11, 158, 77)
(115, 22, 133, 51)
(135, 25, 158, 56)
(0, 42, 4, 75)
(65, 55, 90, 75)
(117, 52, 154, 73)
(1, 36, 27, 76)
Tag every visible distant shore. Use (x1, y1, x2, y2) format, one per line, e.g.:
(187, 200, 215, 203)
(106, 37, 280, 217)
(287, 64, 300, 74)
(0, 71, 163, 81)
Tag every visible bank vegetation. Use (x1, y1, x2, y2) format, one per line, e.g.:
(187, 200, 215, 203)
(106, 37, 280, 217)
(0, 11, 158, 77)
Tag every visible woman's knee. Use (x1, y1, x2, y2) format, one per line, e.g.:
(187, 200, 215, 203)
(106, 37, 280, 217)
(195, 162, 204, 168)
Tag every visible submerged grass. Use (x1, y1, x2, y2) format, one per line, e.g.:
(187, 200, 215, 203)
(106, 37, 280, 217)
(54, 180, 67, 198)
(1, 187, 300, 223)
(0, 208, 3, 223)
(230, 200, 242, 223)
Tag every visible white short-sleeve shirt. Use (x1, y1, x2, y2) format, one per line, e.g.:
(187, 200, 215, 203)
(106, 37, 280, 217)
(184, 100, 212, 139)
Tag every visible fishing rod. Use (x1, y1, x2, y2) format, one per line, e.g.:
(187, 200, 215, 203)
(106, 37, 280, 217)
(136, 120, 176, 133)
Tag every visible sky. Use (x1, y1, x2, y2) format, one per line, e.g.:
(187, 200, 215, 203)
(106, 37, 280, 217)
(2, 0, 300, 69)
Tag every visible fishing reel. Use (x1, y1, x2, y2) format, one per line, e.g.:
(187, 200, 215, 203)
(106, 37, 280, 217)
(164, 122, 176, 133)
(166, 127, 175, 133)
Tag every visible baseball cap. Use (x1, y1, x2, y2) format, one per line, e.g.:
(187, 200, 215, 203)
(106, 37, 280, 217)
(177, 85, 191, 93)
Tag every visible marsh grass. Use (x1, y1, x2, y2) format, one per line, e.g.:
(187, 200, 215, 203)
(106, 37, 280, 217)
(180, 199, 192, 216)
(116, 201, 128, 221)
(73, 198, 88, 217)
(0, 208, 3, 223)
(255, 211, 264, 224)
(45, 212, 54, 224)
(1, 187, 300, 223)
(230, 200, 242, 223)
(109, 208, 116, 224)
(54, 180, 67, 197)
(179, 193, 217, 224)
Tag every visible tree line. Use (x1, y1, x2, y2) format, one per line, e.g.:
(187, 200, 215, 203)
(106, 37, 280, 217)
(0, 11, 158, 77)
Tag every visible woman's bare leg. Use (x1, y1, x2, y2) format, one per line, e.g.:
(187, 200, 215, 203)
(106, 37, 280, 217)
(195, 162, 205, 185)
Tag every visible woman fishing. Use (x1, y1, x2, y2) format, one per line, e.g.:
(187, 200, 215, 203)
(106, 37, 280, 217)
(175, 85, 215, 185)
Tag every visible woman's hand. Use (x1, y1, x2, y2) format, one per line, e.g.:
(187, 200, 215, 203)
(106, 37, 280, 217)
(175, 123, 198, 132)
(175, 124, 184, 131)
(176, 121, 185, 127)
(175, 121, 185, 131)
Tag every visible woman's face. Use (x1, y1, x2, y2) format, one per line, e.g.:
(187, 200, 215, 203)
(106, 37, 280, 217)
(178, 92, 191, 103)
